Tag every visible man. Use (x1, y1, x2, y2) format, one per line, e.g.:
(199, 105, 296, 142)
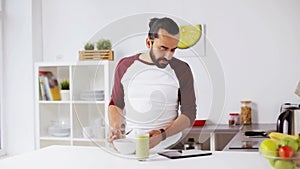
(108, 17, 197, 149)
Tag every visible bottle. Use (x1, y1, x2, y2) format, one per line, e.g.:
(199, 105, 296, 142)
(241, 100, 252, 125)
(229, 113, 240, 126)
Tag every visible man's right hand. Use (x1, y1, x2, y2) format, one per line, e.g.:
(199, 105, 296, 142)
(108, 129, 123, 143)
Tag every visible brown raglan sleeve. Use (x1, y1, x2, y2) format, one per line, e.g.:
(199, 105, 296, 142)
(109, 59, 126, 109)
(174, 61, 197, 125)
(109, 55, 137, 109)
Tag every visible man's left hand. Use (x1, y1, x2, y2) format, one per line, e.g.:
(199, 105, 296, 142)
(149, 129, 163, 148)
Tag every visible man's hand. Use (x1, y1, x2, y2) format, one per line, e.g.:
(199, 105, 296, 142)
(148, 114, 192, 148)
(148, 129, 163, 148)
(108, 129, 123, 143)
(149, 129, 161, 137)
(150, 134, 163, 148)
(108, 105, 124, 143)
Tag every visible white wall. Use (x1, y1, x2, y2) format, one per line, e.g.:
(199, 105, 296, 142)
(41, 0, 300, 123)
(2, 0, 300, 155)
(2, 0, 35, 155)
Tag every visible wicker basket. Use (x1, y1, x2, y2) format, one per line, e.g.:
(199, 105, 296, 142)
(79, 50, 114, 61)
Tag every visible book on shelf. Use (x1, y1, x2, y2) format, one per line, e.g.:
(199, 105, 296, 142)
(38, 79, 43, 100)
(39, 71, 61, 101)
(39, 72, 50, 100)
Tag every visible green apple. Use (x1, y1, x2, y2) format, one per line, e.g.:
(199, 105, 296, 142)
(260, 139, 279, 157)
(274, 160, 294, 169)
(293, 152, 300, 167)
(279, 137, 299, 152)
(268, 158, 276, 167)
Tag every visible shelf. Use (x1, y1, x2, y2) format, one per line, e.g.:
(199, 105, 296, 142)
(40, 137, 106, 142)
(39, 101, 71, 104)
(40, 136, 71, 141)
(35, 62, 110, 149)
(72, 100, 105, 104)
(39, 100, 105, 104)
(72, 138, 106, 142)
(35, 60, 109, 67)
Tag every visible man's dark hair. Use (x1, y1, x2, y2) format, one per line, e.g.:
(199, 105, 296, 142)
(148, 17, 179, 40)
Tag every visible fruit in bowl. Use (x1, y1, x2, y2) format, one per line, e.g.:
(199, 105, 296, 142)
(260, 132, 300, 169)
(113, 138, 136, 155)
(260, 149, 298, 169)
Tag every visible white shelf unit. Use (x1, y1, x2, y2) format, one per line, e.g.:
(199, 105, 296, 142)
(35, 61, 111, 149)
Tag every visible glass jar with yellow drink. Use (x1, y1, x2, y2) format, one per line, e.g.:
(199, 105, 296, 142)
(136, 132, 149, 160)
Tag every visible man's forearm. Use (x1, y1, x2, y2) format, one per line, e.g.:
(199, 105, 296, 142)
(108, 105, 124, 130)
(164, 114, 192, 138)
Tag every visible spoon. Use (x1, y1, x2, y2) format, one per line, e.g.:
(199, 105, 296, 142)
(125, 129, 133, 135)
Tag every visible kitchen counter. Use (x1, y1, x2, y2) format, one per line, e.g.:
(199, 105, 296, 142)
(190, 123, 275, 133)
(190, 123, 242, 133)
(0, 145, 270, 169)
(187, 123, 276, 151)
(187, 124, 241, 150)
(223, 123, 276, 151)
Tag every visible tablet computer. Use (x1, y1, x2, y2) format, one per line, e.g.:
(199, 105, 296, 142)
(158, 150, 212, 159)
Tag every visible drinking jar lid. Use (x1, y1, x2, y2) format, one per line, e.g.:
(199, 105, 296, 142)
(241, 100, 251, 103)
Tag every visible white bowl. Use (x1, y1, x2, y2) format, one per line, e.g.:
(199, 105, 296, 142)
(48, 126, 70, 137)
(113, 138, 136, 155)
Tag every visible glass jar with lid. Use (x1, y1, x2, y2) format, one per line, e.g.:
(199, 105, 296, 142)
(241, 100, 252, 125)
(229, 113, 240, 126)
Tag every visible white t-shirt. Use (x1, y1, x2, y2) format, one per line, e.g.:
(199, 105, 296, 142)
(109, 54, 196, 138)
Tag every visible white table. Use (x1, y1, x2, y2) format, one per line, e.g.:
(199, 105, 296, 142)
(0, 145, 270, 169)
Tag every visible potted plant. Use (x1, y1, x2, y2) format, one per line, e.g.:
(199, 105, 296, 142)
(79, 39, 114, 61)
(60, 80, 70, 100)
(84, 42, 95, 50)
(96, 39, 112, 50)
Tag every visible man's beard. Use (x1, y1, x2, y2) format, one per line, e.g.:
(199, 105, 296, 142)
(149, 48, 169, 69)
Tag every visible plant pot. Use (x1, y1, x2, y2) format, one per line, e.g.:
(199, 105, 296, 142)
(60, 90, 70, 101)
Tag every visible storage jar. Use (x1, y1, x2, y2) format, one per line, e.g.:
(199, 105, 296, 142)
(229, 113, 240, 126)
(241, 100, 252, 125)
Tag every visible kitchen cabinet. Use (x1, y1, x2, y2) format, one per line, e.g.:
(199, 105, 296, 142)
(213, 132, 237, 150)
(34, 61, 111, 149)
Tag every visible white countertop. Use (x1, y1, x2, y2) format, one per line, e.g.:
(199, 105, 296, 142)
(0, 145, 270, 169)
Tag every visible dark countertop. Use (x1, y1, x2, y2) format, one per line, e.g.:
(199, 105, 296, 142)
(188, 124, 243, 133)
(185, 123, 276, 152)
(223, 123, 276, 152)
(189, 123, 276, 133)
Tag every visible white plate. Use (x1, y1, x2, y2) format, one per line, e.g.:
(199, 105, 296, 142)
(52, 132, 70, 137)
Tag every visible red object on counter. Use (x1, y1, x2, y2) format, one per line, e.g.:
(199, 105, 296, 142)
(229, 113, 240, 126)
(278, 146, 294, 160)
(193, 120, 206, 127)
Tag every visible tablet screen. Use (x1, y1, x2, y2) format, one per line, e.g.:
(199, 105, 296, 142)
(158, 150, 212, 159)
